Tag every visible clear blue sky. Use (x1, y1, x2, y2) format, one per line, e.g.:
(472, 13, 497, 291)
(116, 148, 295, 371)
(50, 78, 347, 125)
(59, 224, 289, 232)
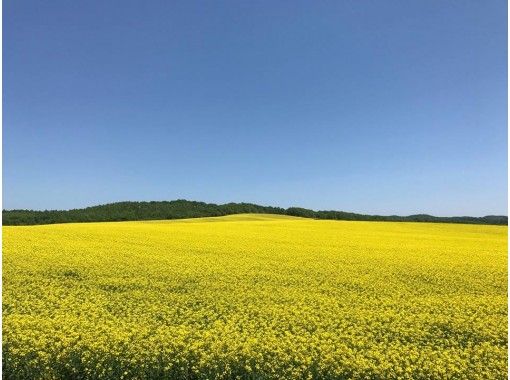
(4, 1, 507, 216)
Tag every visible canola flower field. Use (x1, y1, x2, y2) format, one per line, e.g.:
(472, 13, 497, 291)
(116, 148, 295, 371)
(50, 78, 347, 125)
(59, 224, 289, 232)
(3, 214, 508, 379)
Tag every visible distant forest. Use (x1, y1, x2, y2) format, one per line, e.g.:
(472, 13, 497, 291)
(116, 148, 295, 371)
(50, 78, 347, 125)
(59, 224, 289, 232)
(3, 200, 507, 226)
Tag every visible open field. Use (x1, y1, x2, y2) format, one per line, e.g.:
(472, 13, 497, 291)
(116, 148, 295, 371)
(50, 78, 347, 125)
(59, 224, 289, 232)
(3, 215, 508, 379)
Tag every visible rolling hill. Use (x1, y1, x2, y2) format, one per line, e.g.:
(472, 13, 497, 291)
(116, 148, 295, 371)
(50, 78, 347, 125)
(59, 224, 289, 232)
(3, 199, 507, 225)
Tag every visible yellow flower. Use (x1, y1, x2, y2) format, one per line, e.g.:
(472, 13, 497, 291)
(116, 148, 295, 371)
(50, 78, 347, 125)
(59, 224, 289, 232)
(3, 215, 507, 379)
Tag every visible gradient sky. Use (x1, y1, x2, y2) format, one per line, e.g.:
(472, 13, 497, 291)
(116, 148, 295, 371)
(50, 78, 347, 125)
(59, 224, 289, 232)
(4, 1, 507, 216)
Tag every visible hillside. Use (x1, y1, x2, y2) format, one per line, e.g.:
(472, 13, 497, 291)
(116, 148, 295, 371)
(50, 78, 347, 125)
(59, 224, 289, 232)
(3, 200, 507, 226)
(3, 216, 507, 378)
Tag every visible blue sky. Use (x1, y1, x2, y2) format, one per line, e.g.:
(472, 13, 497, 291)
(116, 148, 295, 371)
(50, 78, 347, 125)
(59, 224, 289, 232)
(4, 1, 507, 216)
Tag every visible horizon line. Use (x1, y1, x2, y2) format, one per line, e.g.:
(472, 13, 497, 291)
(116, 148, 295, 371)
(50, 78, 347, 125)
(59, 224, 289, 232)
(3, 199, 507, 219)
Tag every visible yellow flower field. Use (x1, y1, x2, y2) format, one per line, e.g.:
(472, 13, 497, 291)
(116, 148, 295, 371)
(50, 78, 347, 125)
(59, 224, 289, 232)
(2, 215, 508, 379)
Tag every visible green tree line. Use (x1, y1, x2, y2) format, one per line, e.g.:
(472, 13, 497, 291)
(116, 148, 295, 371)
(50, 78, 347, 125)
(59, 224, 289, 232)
(3, 200, 507, 226)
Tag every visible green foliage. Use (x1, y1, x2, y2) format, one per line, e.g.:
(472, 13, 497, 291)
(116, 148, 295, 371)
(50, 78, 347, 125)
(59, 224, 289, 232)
(2, 199, 507, 226)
